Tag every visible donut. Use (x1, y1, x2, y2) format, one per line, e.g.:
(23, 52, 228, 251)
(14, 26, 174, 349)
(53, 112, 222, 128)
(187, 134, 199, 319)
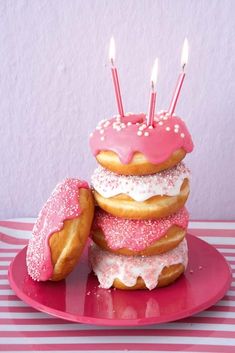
(91, 207, 189, 256)
(26, 178, 94, 281)
(91, 163, 190, 219)
(89, 239, 188, 290)
(89, 112, 194, 175)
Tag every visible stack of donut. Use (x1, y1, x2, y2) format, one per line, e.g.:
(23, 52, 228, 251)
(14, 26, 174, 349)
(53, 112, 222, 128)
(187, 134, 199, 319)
(89, 112, 194, 290)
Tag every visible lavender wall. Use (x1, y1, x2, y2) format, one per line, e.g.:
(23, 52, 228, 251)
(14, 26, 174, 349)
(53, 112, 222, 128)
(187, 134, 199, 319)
(1, 0, 235, 220)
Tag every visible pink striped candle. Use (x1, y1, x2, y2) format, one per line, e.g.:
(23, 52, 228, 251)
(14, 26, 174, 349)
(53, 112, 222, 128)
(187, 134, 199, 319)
(147, 58, 158, 126)
(109, 37, 124, 118)
(168, 38, 189, 116)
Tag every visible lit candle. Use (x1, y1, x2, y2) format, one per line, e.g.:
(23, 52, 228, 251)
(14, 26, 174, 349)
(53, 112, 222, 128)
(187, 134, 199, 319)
(168, 38, 189, 116)
(147, 57, 159, 126)
(109, 37, 125, 117)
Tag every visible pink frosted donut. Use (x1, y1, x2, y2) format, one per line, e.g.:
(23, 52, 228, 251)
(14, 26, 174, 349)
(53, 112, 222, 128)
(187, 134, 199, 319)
(91, 207, 189, 256)
(26, 178, 94, 281)
(89, 239, 188, 290)
(89, 112, 194, 175)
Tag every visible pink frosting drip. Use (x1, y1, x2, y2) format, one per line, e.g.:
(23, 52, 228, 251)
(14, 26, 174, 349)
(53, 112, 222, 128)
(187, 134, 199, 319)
(89, 112, 194, 164)
(92, 208, 189, 251)
(26, 178, 89, 281)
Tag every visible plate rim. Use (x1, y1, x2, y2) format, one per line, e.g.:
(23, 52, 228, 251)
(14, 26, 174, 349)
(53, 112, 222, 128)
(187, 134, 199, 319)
(8, 233, 233, 326)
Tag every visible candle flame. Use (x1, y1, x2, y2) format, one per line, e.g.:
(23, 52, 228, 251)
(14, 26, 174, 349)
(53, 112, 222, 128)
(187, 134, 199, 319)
(181, 38, 189, 70)
(109, 36, 116, 65)
(150, 57, 159, 91)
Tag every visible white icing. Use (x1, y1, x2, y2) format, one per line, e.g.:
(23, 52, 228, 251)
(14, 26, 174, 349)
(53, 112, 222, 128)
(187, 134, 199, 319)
(89, 239, 188, 290)
(91, 163, 190, 202)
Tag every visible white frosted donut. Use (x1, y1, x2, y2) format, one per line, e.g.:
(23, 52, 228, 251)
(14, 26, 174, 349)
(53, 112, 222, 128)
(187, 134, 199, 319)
(89, 239, 188, 290)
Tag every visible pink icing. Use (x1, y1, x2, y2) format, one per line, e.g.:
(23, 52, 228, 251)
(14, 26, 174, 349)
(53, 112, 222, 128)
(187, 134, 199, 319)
(89, 112, 194, 164)
(92, 208, 189, 251)
(89, 239, 188, 290)
(26, 178, 89, 281)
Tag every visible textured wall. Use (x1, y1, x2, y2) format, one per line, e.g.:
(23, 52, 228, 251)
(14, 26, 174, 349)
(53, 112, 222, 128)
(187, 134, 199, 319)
(0, 0, 235, 219)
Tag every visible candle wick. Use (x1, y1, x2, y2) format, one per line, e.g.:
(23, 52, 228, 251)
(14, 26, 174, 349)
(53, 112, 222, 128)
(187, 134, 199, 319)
(110, 58, 115, 67)
(182, 63, 186, 72)
(151, 80, 155, 92)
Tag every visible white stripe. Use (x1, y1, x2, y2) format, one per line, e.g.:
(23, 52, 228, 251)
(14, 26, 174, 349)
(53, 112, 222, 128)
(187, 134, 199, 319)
(0, 300, 27, 307)
(0, 226, 31, 239)
(0, 289, 14, 295)
(189, 221, 235, 230)
(0, 279, 9, 285)
(0, 312, 51, 319)
(0, 253, 15, 258)
(218, 249, 235, 253)
(0, 270, 7, 275)
(6, 218, 35, 223)
(0, 336, 235, 345)
(0, 242, 24, 249)
(0, 261, 10, 266)
(227, 290, 235, 295)
(196, 310, 235, 318)
(230, 265, 235, 269)
(199, 237, 235, 245)
(1, 322, 235, 332)
(225, 256, 235, 261)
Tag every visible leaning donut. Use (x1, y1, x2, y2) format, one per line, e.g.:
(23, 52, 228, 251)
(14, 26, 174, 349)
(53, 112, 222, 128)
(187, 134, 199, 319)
(26, 178, 94, 281)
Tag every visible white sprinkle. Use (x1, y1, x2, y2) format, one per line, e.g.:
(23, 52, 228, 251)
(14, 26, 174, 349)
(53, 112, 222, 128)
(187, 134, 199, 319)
(174, 129, 179, 133)
(159, 121, 163, 126)
(101, 136, 105, 141)
(100, 129, 104, 134)
(137, 131, 143, 136)
(160, 115, 164, 119)
(121, 123, 126, 128)
(104, 121, 110, 128)
(174, 124, 179, 129)
(165, 112, 170, 117)
(144, 131, 149, 137)
(96, 126, 101, 130)
(166, 126, 171, 131)
(163, 116, 168, 121)
(148, 125, 153, 129)
(180, 133, 185, 138)
(136, 122, 140, 126)
(127, 122, 132, 126)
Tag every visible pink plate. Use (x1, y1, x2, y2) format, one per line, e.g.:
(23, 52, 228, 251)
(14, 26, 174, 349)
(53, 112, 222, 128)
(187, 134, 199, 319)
(8, 234, 232, 326)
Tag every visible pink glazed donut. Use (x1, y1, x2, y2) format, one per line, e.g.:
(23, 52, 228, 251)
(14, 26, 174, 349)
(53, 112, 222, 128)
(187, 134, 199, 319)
(89, 112, 194, 175)
(26, 178, 94, 281)
(91, 207, 189, 256)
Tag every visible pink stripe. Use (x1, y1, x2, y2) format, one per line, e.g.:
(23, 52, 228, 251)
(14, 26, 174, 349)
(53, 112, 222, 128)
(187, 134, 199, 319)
(190, 219, 235, 223)
(0, 343, 235, 352)
(0, 257, 14, 261)
(0, 233, 28, 245)
(0, 266, 9, 270)
(0, 307, 40, 313)
(0, 221, 34, 231)
(189, 229, 235, 237)
(180, 316, 235, 324)
(0, 275, 8, 279)
(0, 284, 10, 289)
(0, 295, 20, 300)
(0, 318, 68, 325)
(1, 329, 235, 338)
(0, 248, 21, 253)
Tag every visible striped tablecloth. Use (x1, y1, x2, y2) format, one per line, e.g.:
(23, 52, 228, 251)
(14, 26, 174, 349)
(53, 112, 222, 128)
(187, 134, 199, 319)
(0, 218, 234, 353)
